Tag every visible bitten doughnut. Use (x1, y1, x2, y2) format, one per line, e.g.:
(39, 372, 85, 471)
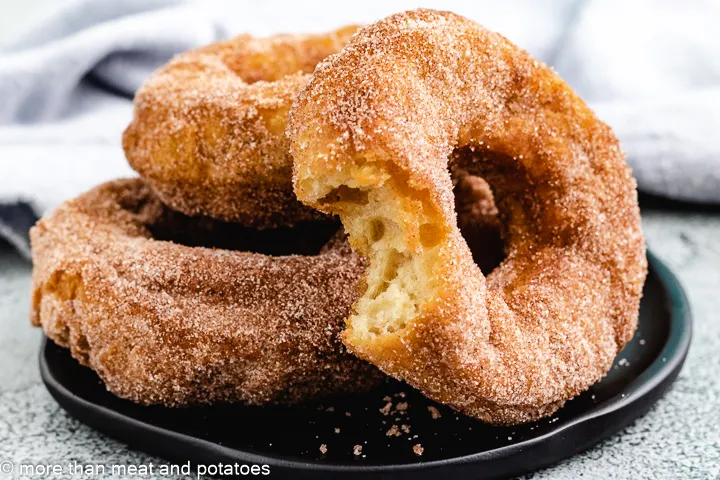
(29, 179, 384, 406)
(289, 9, 647, 424)
(123, 26, 358, 227)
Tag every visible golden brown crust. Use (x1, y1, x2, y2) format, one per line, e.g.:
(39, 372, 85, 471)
(123, 26, 358, 226)
(289, 9, 647, 424)
(29, 179, 385, 406)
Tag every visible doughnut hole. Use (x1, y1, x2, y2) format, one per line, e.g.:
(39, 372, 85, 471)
(147, 202, 339, 256)
(453, 174, 504, 275)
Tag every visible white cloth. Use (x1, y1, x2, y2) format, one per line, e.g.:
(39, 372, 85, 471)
(1, 0, 719, 257)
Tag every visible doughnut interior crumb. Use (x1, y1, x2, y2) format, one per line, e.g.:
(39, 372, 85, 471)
(313, 162, 444, 346)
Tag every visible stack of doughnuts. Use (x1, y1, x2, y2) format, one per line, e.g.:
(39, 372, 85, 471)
(30, 26, 388, 407)
(31, 9, 646, 426)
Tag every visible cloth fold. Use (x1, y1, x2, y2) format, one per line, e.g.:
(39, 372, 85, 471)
(1, 0, 719, 259)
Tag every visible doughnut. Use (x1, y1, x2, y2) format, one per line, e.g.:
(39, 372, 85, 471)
(123, 26, 359, 227)
(29, 178, 384, 406)
(289, 9, 647, 424)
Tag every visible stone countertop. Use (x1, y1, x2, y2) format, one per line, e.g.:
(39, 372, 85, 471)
(0, 199, 718, 480)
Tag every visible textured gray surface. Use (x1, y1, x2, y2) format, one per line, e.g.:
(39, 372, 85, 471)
(0, 205, 719, 479)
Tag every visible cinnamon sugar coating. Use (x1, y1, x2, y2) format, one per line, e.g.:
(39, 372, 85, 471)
(289, 9, 647, 424)
(29, 179, 385, 406)
(123, 26, 358, 227)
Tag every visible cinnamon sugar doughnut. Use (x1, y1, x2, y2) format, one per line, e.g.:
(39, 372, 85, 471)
(289, 9, 647, 424)
(29, 179, 384, 406)
(123, 26, 358, 226)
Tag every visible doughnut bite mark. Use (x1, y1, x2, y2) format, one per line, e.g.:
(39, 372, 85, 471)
(289, 9, 647, 425)
(123, 26, 359, 227)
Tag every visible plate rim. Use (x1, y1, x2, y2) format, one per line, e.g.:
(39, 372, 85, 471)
(39, 250, 692, 476)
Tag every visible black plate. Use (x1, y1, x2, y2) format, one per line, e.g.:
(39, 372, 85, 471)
(40, 251, 691, 479)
